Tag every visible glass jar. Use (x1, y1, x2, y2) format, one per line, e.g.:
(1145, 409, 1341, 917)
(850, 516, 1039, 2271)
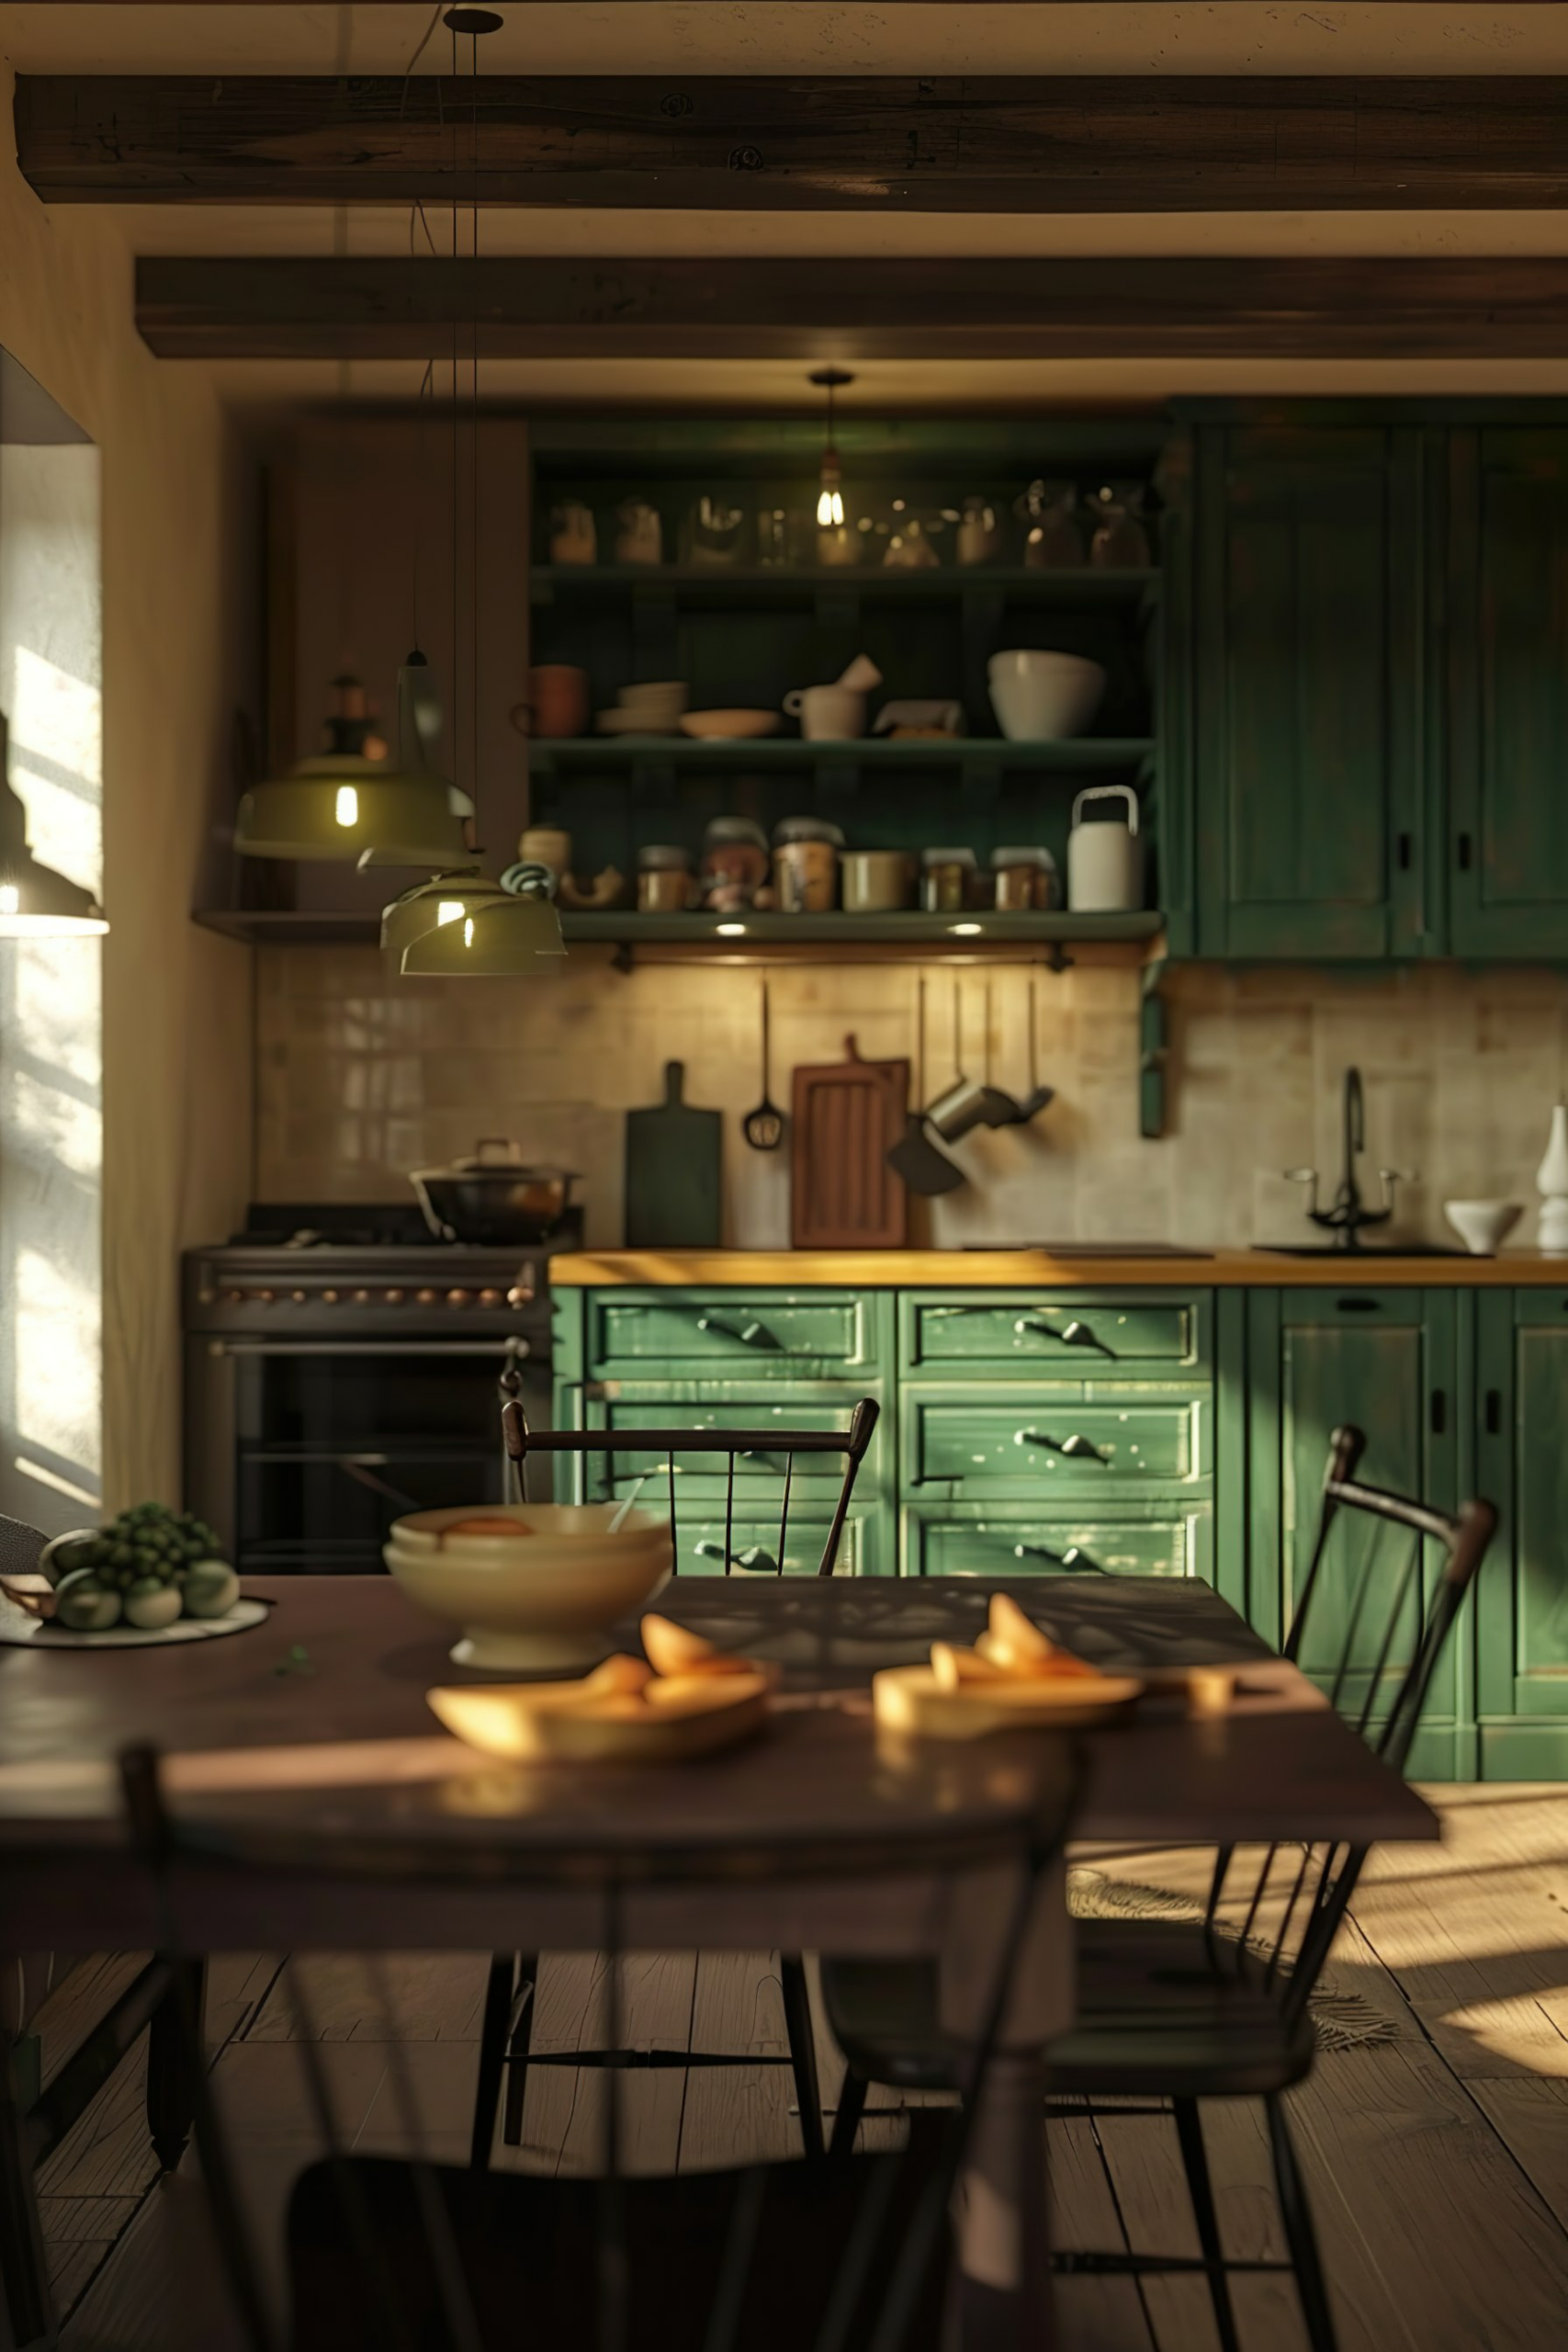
(773, 817, 844, 913)
(920, 846, 977, 913)
(701, 817, 770, 912)
(1089, 482, 1153, 570)
(991, 845, 1060, 911)
(1016, 481, 1084, 569)
(637, 843, 694, 914)
(956, 496, 1005, 567)
(758, 505, 799, 568)
(682, 492, 747, 567)
(547, 498, 596, 566)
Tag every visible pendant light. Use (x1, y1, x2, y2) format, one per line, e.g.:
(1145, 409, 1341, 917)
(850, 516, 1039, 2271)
(235, 655, 473, 865)
(0, 712, 107, 937)
(385, 6, 568, 978)
(811, 368, 852, 527)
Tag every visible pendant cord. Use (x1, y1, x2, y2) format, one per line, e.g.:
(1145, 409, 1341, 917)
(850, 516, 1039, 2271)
(470, 29, 480, 839)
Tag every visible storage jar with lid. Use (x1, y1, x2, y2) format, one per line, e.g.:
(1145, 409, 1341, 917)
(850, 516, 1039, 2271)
(701, 818, 770, 912)
(773, 817, 844, 913)
(637, 843, 694, 914)
(920, 846, 977, 913)
(991, 845, 1060, 911)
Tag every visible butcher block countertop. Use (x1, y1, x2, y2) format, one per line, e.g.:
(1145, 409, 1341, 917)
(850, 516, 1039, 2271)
(549, 1248, 1568, 1288)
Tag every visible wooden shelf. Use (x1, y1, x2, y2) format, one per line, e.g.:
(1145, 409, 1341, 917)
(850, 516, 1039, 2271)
(532, 564, 1158, 607)
(528, 735, 1155, 775)
(194, 908, 1163, 957)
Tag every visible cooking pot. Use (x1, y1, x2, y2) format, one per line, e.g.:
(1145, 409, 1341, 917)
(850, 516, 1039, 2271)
(411, 1140, 578, 1245)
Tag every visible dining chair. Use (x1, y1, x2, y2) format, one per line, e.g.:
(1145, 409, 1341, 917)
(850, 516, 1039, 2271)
(114, 1722, 1078, 2352)
(471, 1393, 881, 2173)
(819, 1423, 1498, 2352)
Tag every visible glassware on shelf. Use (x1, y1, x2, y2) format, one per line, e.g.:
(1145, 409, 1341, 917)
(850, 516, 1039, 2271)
(613, 497, 663, 567)
(816, 519, 861, 568)
(682, 492, 748, 567)
(1089, 482, 1153, 570)
(547, 498, 596, 566)
(757, 504, 799, 567)
(637, 843, 694, 913)
(955, 496, 1005, 567)
(1016, 480, 1084, 569)
(883, 512, 942, 570)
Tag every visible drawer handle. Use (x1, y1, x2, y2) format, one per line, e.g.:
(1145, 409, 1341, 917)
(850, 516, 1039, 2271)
(695, 1314, 777, 1350)
(1012, 1316, 1113, 1359)
(1012, 1540, 1105, 1573)
(694, 1539, 780, 1576)
(1484, 1387, 1503, 1436)
(1015, 1430, 1107, 1464)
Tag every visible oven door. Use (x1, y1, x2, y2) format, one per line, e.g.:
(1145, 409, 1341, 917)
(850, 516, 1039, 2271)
(187, 1339, 550, 1573)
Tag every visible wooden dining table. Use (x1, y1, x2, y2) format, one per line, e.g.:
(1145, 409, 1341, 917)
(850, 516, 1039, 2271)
(0, 1573, 1438, 2352)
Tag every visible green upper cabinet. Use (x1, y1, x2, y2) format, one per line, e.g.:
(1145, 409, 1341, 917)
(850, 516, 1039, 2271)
(1444, 429, 1568, 958)
(1188, 424, 1427, 960)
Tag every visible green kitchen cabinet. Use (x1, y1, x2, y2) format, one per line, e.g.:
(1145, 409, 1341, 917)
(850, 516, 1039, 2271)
(904, 1502, 1213, 1584)
(1188, 424, 1427, 960)
(1473, 1288, 1568, 1773)
(1246, 1287, 1469, 1776)
(1444, 429, 1568, 958)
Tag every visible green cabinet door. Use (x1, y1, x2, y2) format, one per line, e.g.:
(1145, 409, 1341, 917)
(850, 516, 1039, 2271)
(1247, 1288, 1467, 1776)
(1474, 1289, 1568, 1773)
(1446, 429, 1568, 958)
(1191, 424, 1426, 959)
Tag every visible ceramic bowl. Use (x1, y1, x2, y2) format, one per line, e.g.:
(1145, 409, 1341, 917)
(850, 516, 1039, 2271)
(1443, 1199, 1523, 1256)
(679, 709, 782, 741)
(385, 1503, 673, 1669)
(987, 650, 1107, 741)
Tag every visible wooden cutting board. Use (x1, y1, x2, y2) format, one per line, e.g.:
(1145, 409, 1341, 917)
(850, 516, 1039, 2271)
(790, 1035, 909, 1250)
(625, 1060, 722, 1247)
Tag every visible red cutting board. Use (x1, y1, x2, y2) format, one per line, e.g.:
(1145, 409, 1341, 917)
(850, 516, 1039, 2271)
(790, 1035, 909, 1250)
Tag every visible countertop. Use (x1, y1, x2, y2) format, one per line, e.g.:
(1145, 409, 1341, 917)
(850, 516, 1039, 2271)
(548, 1248, 1568, 1288)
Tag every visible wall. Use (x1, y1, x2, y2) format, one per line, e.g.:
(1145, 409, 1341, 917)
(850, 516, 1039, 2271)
(254, 949, 1568, 1250)
(0, 64, 254, 1514)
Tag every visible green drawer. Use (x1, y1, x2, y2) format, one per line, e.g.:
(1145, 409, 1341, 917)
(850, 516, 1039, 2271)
(578, 1385, 885, 1495)
(902, 1292, 1210, 1377)
(671, 1502, 889, 1579)
(905, 1506, 1212, 1583)
(903, 1387, 1208, 1496)
(591, 1291, 879, 1377)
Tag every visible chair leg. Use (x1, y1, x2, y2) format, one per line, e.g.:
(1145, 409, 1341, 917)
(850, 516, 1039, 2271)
(829, 2065, 870, 2165)
(470, 1955, 514, 2170)
(502, 1953, 540, 2150)
(1267, 2093, 1339, 2352)
(1173, 2098, 1240, 2352)
(779, 1954, 825, 2163)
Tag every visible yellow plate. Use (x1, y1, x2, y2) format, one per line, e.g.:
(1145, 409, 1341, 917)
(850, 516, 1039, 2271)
(872, 1663, 1144, 1740)
(428, 1671, 771, 1764)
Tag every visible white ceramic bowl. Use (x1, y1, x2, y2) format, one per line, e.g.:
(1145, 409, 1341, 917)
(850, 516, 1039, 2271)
(987, 650, 1107, 741)
(385, 1502, 673, 1669)
(1443, 1199, 1523, 1256)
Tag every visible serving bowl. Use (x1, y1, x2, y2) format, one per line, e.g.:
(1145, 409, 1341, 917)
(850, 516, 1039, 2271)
(987, 650, 1107, 742)
(680, 708, 782, 741)
(1443, 1198, 1523, 1256)
(386, 1503, 673, 1669)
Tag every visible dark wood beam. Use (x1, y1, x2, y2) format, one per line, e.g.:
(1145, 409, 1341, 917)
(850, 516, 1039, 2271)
(134, 255, 1568, 362)
(24, 75, 1568, 211)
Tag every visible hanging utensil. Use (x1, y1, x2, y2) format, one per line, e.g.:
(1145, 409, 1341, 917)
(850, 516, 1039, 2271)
(1017, 975, 1057, 1123)
(925, 978, 1019, 1138)
(887, 977, 966, 1195)
(742, 978, 785, 1151)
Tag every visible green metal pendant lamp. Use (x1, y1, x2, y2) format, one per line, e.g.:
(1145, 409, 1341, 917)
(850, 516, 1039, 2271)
(235, 657, 472, 865)
(0, 711, 107, 938)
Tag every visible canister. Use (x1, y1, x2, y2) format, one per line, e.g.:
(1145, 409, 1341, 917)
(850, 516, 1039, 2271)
(1066, 786, 1143, 912)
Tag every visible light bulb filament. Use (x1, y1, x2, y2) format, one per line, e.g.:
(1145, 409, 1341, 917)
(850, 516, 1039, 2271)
(334, 784, 359, 828)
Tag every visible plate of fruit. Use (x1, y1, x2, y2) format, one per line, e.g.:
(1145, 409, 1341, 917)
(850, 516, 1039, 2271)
(0, 1503, 265, 1647)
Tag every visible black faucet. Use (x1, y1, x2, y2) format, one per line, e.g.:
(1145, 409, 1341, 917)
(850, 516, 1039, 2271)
(1285, 1067, 1413, 1251)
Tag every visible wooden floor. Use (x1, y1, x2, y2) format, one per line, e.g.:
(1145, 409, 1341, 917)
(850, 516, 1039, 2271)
(28, 1784, 1568, 2351)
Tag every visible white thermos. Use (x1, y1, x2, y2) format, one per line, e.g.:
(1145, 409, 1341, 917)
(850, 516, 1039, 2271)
(1066, 784, 1144, 912)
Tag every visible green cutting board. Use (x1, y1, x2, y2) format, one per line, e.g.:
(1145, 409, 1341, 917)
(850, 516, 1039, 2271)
(624, 1060, 722, 1248)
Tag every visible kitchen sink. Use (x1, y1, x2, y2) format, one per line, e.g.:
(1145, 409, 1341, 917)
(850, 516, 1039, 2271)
(1252, 1243, 1469, 1259)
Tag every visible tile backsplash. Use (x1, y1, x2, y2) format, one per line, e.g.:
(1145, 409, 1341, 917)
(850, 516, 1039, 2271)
(256, 949, 1568, 1250)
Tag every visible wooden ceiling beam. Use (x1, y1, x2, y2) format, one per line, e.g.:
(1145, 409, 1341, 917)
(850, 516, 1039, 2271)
(135, 254, 1568, 362)
(24, 74, 1568, 211)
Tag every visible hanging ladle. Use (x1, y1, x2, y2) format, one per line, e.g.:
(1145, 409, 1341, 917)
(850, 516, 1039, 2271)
(1016, 975, 1057, 1122)
(887, 976, 966, 1194)
(741, 978, 784, 1151)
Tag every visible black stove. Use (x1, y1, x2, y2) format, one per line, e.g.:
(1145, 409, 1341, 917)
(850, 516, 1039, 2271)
(182, 1203, 577, 1573)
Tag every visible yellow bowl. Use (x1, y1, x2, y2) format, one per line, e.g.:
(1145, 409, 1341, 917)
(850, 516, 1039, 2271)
(386, 1502, 673, 1669)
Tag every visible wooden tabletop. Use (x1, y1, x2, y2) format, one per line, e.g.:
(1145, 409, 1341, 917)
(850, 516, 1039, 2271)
(0, 1576, 1435, 1867)
(549, 1247, 1568, 1288)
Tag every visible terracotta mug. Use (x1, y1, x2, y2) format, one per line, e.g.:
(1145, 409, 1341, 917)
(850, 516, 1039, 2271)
(513, 664, 588, 741)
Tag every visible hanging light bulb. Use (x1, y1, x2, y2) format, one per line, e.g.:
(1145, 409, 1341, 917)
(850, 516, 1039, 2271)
(235, 658, 472, 865)
(0, 711, 107, 938)
(385, 862, 567, 978)
(810, 368, 852, 530)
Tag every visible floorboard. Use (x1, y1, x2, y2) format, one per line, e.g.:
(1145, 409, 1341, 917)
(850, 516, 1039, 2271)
(31, 1789, 1568, 2348)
